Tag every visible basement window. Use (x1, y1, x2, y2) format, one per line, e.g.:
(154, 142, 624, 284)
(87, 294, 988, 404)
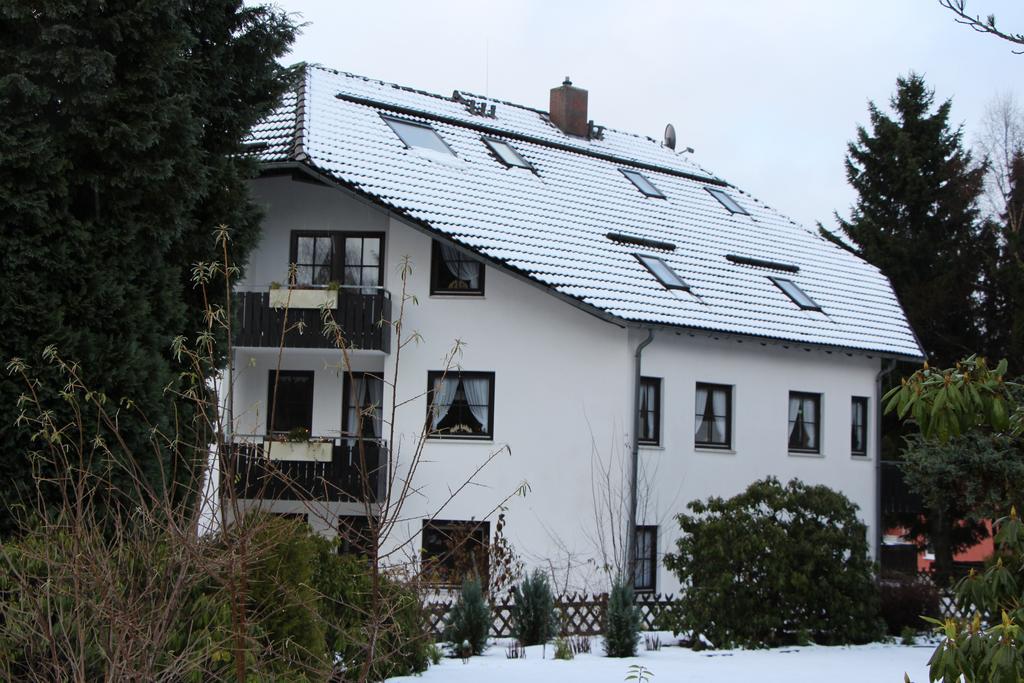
(635, 254, 689, 291)
(770, 277, 821, 311)
(382, 115, 454, 156)
(706, 187, 749, 215)
(621, 169, 666, 198)
(483, 137, 532, 169)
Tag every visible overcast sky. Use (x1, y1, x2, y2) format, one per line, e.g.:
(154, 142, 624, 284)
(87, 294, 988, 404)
(264, 0, 1022, 229)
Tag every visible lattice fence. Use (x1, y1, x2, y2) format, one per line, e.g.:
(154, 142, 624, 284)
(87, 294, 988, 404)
(425, 592, 676, 638)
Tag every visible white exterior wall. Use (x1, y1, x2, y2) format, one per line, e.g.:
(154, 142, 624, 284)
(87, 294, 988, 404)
(230, 175, 881, 593)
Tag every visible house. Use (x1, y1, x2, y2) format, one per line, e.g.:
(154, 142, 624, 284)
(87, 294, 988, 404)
(224, 64, 924, 594)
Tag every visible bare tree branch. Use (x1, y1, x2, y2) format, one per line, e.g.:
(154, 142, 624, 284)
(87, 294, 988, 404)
(939, 0, 1024, 53)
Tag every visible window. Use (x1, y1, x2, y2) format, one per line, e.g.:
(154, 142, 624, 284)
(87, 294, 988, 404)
(267, 370, 314, 434)
(292, 232, 335, 286)
(341, 234, 384, 293)
(725, 254, 799, 273)
(706, 187, 749, 215)
(694, 383, 732, 449)
(606, 232, 676, 252)
(383, 115, 454, 156)
(421, 520, 490, 586)
(427, 371, 495, 439)
(638, 377, 661, 446)
(635, 254, 689, 291)
(338, 515, 375, 557)
(483, 137, 532, 169)
(621, 169, 666, 198)
(633, 526, 657, 592)
(851, 397, 869, 457)
(788, 392, 821, 454)
(343, 373, 384, 439)
(288, 232, 384, 291)
(770, 277, 821, 311)
(430, 241, 485, 295)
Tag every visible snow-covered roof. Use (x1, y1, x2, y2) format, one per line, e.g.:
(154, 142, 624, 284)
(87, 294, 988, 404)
(248, 65, 923, 359)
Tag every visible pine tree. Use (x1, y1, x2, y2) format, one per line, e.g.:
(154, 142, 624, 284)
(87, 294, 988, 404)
(828, 73, 989, 367)
(981, 150, 1024, 370)
(0, 1, 297, 534)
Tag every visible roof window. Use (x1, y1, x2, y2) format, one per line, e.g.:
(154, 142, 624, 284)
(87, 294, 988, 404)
(636, 254, 689, 291)
(770, 277, 820, 311)
(382, 115, 454, 156)
(483, 138, 532, 169)
(621, 169, 666, 198)
(706, 187, 749, 215)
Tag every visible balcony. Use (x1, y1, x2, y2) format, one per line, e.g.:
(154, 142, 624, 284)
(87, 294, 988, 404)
(226, 436, 387, 503)
(233, 287, 391, 352)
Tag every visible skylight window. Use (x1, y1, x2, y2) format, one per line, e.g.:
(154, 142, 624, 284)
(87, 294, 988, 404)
(607, 232, 676, 251)
(382, 115, 454, 156)
(770, 277, 820, 311)
(635, 254, 689, 291)
(726, 254, 799, 273)
(621, 169, 666, 198)
(483, 138, 532, 169)
(706, 187, 749, 215)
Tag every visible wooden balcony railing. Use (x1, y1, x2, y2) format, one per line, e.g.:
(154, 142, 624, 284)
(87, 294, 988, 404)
(233, 288, 391, 352)
(225, 437, 387, 503)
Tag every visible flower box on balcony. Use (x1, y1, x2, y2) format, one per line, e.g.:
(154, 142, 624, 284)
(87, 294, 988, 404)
(264, 439, 333, 462)
(268, 287, 338, 310)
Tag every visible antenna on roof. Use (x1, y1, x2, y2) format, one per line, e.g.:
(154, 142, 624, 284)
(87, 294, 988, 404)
(663, 123, 676, 150)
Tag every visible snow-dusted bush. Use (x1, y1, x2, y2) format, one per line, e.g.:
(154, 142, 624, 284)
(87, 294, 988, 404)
(510, 569, 558, 646)
(603, 577, 641, 657)
(443, 578, 491, 656)
(662, 477, 883, 648)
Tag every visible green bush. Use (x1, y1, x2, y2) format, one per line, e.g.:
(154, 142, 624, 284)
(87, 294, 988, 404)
(510, 569, 558, 646)
(443, 578, 491, 656)
(603, 577, 641, 657)
(663, 477, 884, 648)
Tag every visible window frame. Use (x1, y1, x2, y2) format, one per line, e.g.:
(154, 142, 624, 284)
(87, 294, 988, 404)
(788, 391, 822, 455)
(342, 372, 384, 439)
(382, 114, 456, 156)
(482, 137, 533, 170)
(851, 396, 869, 457)
(425, 370, 496, 440)
(288, 231, 386, 290)
(769, 276, 821, 311)
(705, 186, 749, 215)
(420, 519, 490, 587)
(635, 253, 690, 291)
(429, 240, 486, 296)
(638, 377, 662, 446)
(266, 370, 315, 435)
(621, 169, 666, 198)
(694, 382, 733, 450)
(633, 525, 658, 593)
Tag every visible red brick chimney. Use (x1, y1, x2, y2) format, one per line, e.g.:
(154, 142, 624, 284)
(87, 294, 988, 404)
(549, 77, 589, 138)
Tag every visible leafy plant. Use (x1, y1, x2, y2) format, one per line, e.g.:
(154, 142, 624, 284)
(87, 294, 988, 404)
(900, 626, 917, 646)
(443, 578, 491, 657)
(625, 663, 654, 682)
(553, 637, 573, 660)
(662, 477, 883, 648)
(510, 569, 558, 646)
(604, 576, 641, 657)
(878, 572, 941, 636)
(286, 426, 311, 442)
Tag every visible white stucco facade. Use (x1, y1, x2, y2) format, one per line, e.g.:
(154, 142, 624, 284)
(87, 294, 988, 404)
(227, 175, 883, 594)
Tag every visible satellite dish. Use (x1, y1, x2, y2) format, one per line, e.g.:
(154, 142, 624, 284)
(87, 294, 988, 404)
(664, 123, 677, 150)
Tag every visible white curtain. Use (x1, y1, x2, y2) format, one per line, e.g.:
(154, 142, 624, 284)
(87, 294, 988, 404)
(431, 376, 459, 430)
(440, 244, 480, 288)
(789, 397, 814, 448)
(461, 377, 490, 433)
(347, 376, 383, 439)
(366, 376, 383, 438)
(641, 385, 655, 437)
(694, 387, 709, 438)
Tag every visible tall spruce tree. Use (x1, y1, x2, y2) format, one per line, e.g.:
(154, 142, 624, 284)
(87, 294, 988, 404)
(828, 73, 989, 368)
(980, 150, 1024, 369)
(0, 1, 297, 534)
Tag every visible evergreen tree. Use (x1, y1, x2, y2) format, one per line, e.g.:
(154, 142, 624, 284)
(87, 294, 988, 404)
(980, 150, 1024, 369)
(827, 73, 989, 367)
(0, 1, 297, 534)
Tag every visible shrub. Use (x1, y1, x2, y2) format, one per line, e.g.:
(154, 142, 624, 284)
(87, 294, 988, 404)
(662, 477, 884, 648)
(603, 576, 641, 657)
(878, 572, 941, 636)
(553, 637, 573, 660)
(510, 569, 558, 646)
(443, 578, 491, 656)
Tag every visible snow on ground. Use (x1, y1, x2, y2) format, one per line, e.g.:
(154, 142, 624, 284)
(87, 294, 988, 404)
(387, 635, 934, 683)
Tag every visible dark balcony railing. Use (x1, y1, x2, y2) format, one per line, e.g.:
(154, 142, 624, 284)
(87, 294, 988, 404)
(226, 437, 387, 503)
(881, 460, 923, 515)
(234, 288, 391, 352)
